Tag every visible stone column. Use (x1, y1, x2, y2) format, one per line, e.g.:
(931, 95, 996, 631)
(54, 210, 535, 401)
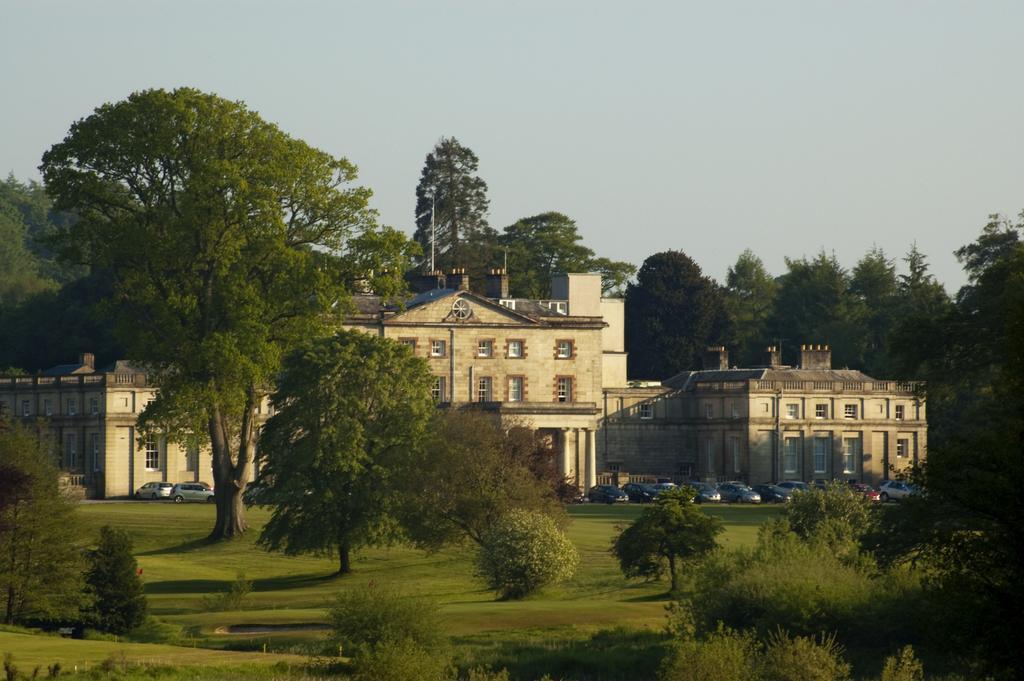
(585, 428, 597, 490)
(560, 428, 572, 480)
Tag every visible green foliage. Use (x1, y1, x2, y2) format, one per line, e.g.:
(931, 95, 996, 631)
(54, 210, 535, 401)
(0, 421, 86, 625)
(880, 646, 924, 681)
(328, 584, 446, 656)
(85, 525, 147, 633)
(476, 509, 579, 600)
(257, 330, 434, 573)
(413, 136, 495, 281)
(759, 630, 851, 681)
(200, 572, 253, 612)
(725, 249, 778, 366)
(499, 212, 635, 298)
(350, 637, 453, 681)
(0, 174, 81, 285)
(613, 487, 722, 592)
(626, 250, 733, 379)
(41, 87, 411, 540)
(659, 626, 758, 681)
(398, 411, 566, 550)
(784, 483, 871, 546)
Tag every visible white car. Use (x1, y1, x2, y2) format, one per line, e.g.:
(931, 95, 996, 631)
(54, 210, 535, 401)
(878, 480, 918, 502)
(170, 483, 216, 503)
(135, 481, 173, 499)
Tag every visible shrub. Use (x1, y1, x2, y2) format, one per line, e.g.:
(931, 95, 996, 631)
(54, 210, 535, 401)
(659, 626, 758, 681)
(84, 525, 147, 633)
(476, 509, 579, 600)
(881, 646, 924, 681)
(200, 572, 253, 612)
(759, 630, 851, 681)
(350, 638, 452, 681)
(328, 583, 446, 656)
(785, 482, 871, 546)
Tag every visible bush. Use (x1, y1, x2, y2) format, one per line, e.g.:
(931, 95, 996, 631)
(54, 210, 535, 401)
(880, 646, 924, 681)
(759, 630, 851, 681)
(328, 583, 446, 656)
(659, 626, 758, 681)
(351, 638, 452, 681)
(200, 572, 253, 612)
(785, 482, 871, 546)
(476, 510, 579, 600)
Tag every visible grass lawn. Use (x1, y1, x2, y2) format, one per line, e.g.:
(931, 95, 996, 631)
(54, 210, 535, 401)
(3, 501, 783, 676)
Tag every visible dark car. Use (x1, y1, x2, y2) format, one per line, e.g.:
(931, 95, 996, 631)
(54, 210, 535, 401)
(752, 483, 792, 503)
(687, 482, 722, 503)
(588, 485, 628, 504)
(717, 482, 762, 504)
(622, 483, 659, 503)
(775, 480, 810, 494)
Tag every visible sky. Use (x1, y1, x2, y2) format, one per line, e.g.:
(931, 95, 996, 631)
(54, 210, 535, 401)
(3, 1, 1022, 291)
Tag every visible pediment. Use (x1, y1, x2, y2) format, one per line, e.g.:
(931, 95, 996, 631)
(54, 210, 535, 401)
(387, 291, 539, 326)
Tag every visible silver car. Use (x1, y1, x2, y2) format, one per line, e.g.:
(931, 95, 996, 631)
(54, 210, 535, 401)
(135, 481, 173, 499)
(878, 480, 918, 502)
(170, 483, 215, 503)
(717, 482, 762, 504)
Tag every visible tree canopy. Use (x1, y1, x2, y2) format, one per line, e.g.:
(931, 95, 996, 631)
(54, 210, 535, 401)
(625, 250, 732, 379)
(40, 87, 414, 539)
(256, 330, 435, 574)
(724, 249, 778, 366)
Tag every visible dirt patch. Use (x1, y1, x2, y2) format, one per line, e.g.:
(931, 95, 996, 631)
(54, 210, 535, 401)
(215, 623, 332, 635)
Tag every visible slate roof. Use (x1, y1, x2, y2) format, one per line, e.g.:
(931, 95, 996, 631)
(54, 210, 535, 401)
(41, 363, 94, 376)
(663, 367, 877, 390)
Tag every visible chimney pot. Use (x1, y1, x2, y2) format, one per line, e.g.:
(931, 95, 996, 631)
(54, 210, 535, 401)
(79, 352, 95, 370)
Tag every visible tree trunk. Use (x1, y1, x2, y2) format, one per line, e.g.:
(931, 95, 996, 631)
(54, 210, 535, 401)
(210, 484, 248, 540)
(669, 554, 679, 594)
(207, 400, 255, 541)
(337, 542, 351, 575)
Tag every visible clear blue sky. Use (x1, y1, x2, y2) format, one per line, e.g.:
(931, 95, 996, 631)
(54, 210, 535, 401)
(3, 1, 1022, 291)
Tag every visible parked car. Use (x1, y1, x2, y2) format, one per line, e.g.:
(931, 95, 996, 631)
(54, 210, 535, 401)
(810, 479, 831, 491)
(688, 482, 722, 503)
(847, 481, 881, 502)
(775, 480, 810, 494)
(878, 480, 918, 502)
(588, 485, 628, 504)
(622, 482, 659, 503)
(170, 482, 216, 503)
(651, 482, 677, 493)
(717, 482, 762, 504)
(751, 483, 792, 503)
(134, 481, 173, 500)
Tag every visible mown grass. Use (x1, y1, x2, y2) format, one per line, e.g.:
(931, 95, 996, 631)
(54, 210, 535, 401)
(3, 501, 783, 676)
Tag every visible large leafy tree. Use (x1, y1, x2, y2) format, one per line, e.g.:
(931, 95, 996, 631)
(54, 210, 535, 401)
(256, 330, 434, 574)
(0, 421, 86, 625)
(398, 410, 565, 550)
(413, 137, 497, 281)
(625, 250, 732, 379)
(724, 249, 777, 366)
(613, 487, 722, 593)
(40, 88, 412, 539)
(499, 212, 635, 298)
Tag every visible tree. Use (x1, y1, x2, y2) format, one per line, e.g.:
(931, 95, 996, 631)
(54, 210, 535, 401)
(0, 173, 81, 285)
(85, 525, 147, 634)
(40, 87, 412, 539)
(256, 330, 434, 574)
(475, 509, 579, 600)
(724, 250, 778, 366)
(413, 137, 496, 279)
(0, 421, 86, 625)
(0, 200, 56, 307)
(784, 482, 871, 547)
(498, 212, 635, 298)
(888, 244, 951, 380)
(625, 251, 732, 379)
(397, 410, 566, 551)
(766, 252, 866, 369)
(613, 487, 722, 593)
(849, 247, 898, 375)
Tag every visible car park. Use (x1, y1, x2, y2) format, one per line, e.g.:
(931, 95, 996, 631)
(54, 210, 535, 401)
(622, 482, 659, 503)
(717, 482, 762, 504)
(170, 482, 216, 503)
(588, 484, 628, 504)
(751, 483, 792, 503)
(688, 482, 722, 503)
(134, 481, 173, 499)
(878, 480, 918, 502)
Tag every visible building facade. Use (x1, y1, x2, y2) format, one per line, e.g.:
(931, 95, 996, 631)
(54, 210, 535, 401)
(598, 345, 926, 486)
(346, 268, 628, 489)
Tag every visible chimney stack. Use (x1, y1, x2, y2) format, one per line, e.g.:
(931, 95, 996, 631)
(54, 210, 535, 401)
(799, 344, 832, 370)
(702, 346, 729, 371)
(485, 268, 509, 299)
(79, 352, 95, 370)
(447, 268, 470, 291)
(765, 346, 782, 368)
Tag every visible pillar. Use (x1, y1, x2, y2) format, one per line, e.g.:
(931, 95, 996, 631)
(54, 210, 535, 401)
(585, 428, 597, 490)
(560, 428, 572, 480)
